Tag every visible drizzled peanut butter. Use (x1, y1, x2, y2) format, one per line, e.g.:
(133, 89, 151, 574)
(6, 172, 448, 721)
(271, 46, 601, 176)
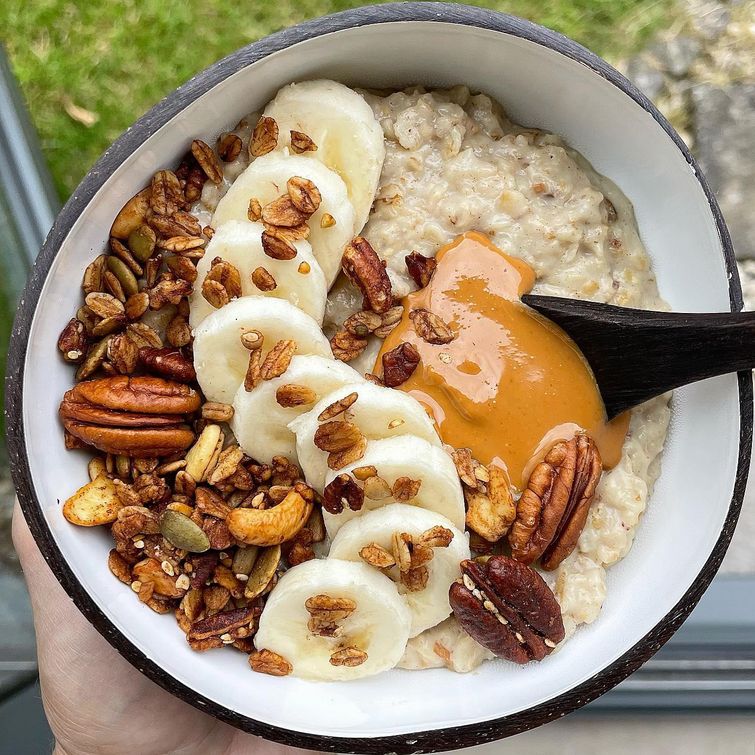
(376, 232, 628, 489)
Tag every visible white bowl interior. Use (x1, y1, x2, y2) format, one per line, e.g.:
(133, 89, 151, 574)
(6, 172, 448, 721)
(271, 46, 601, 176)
(23, 21, 740, 740)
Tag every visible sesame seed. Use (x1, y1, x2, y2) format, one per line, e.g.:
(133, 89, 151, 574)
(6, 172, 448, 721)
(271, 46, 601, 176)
(544, 639, 556, 648)
(515, 632, 524, 643)
(438, 352, 452, 364)
(130, 580, 142, 593)
(236, 573, 249, 582)
(497, 615, 509, 625)
(176, 574, 190, 590)
(388, 418, 405, 429)
(483, 599, 498, 614)
(133, 539, 145, 549)
(462, 574, 476, 591)
(220, 633, 234, 644)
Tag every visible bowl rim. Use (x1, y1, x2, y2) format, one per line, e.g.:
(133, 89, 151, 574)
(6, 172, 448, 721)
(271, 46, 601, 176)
(6, 3, 752, 752)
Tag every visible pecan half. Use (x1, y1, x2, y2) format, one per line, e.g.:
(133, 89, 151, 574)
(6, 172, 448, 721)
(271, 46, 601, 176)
(217, 132, 242, 162)
(449, 556, 565, 663)
(381, 342, 420, 387)
(287, 176, 321, 215)
(150, 170, 183, 216)
(341, 237, 392, 314)
(58, 318, 88, 363)
(260, 339, 295, 380)
(189, 606, 258, 641)
(509, 435, 601, 570)
(59, 376, 199, 457)
(305, 594, 356, 637)
(261, 195, 309, 228)
(405, 251, 437, 288)
(261, 230, 297, 261)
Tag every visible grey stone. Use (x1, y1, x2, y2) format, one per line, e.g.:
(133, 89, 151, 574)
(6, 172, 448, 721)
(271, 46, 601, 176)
(693, 84, 755, 259)
(651, 36, 702, 77)
(686, 0, 731, 40)
(626, 56, 666, 100)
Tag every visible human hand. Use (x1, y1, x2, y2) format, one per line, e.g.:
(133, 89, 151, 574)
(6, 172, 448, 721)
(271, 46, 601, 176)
(12, 501, 314, 755)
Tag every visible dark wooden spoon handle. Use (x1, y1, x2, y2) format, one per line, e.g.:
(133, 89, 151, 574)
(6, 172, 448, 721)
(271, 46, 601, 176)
(522, 294, 755, 420)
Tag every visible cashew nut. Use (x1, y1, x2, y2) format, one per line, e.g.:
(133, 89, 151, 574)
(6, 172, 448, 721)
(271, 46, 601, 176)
(227, 489, 313, 546)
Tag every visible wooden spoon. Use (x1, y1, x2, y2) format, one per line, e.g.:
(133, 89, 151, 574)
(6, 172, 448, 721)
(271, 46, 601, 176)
(521, 294, 754, 420)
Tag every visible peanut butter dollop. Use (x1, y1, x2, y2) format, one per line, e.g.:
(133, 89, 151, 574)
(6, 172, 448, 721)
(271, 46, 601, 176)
(376, 232, 628, 489)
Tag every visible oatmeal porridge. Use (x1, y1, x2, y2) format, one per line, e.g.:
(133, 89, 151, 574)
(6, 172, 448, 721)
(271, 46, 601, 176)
(57, 79, 669, 680)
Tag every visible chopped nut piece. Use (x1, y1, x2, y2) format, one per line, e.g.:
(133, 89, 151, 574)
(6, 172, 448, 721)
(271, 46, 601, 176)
(410, 308, 455, 345)
(391, 531, 412, 572)
(327, 435, 367, 470)
(262, 195, 309, 227)
(201, 402, 234, 422)
(344, 310, 382, 337)
(330, 330, 367, 362)
(405, 251, 437, 288)
(240, 329, 264, 351)
(382, 342, 420, 387)
(314, 421, 363, 453)
(323, 473, 364, 514)
(166, 315, 192, 348)
(320, 213, 336, 228)
(191, 139, 223, 184)
(359, 543, 396, 568)
(363, 475, 392, 500)
(260, 339, 296, 380)
(58, 318, 88, 363)
(275, 383, 317, 407)
(290, 130, 317, 153)
(305, 594, 356, 637)
(341, 237, 392, 314)
(452, 447, 479, 488)
(261, 230, 297, 260)
(391, 476, 421, 502)
(85, 291, 124, 319)
(418, 525, 454, 549)
(251, 266, 276, 291)
(374, 305, 405, 339)
(330, 646, 368, 667)
(401, 565, 429, 592)
(244, 348, 262, 391)
(150, 170, 182, 216)
(217, 132, 242, 162)
(250, 116, 278, 157)
(352, 465, 377, 481)
(82, 255, 107, 295)
(108, 332, 139, 374)
(208, 445, 244, 485)
(297, 261, 310, 274)
(250, 649, 292, 676)
(287, 176, 321, 215)
(317, 391, 358, 421)
(125, 292, 150, 321)
(247, 197, 262, 222)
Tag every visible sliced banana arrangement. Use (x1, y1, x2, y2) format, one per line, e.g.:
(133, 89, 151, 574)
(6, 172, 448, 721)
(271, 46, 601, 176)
(329, 505, 470, 637)
(290, 381, 442, 492)
(193, 297, 331, 404)
(254, 559, 412, 681)
(212, 154, 356, 286)
(186, 79, 471, 681)
(263, 79, 385, 232)
(231, 355, 363, 463)
(188, 221, 327, 327)
(322, 435, 467, 537)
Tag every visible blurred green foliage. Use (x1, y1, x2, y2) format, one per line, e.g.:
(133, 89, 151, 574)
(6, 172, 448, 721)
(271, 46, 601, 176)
(1, 0, 670, 200)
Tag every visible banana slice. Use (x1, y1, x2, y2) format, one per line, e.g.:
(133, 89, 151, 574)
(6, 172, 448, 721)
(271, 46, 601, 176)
(193, 297, 331, 404)
(254, 558, 411, 680)
(290, 382, 441, 492)
(263, 80, 385, 232)
(231, 355, 363, 464)
(329, 504, 470, 637)
(322, 435, 466, 537)
(211, 154, 356, 286)
(188, 221, 327, 327)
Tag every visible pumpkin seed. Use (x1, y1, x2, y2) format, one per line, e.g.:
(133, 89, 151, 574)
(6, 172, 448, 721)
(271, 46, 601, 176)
(244, 544, 280, 599)
(107, 256, 139, 297)
(160, 510, 210, 553)
(232, 545, 259, 576)
(127, 224, 157, 262)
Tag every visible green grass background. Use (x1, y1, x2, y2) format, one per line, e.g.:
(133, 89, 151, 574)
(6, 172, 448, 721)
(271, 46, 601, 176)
(1, 0, 670, 200)
(0, 0, 670, 437)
